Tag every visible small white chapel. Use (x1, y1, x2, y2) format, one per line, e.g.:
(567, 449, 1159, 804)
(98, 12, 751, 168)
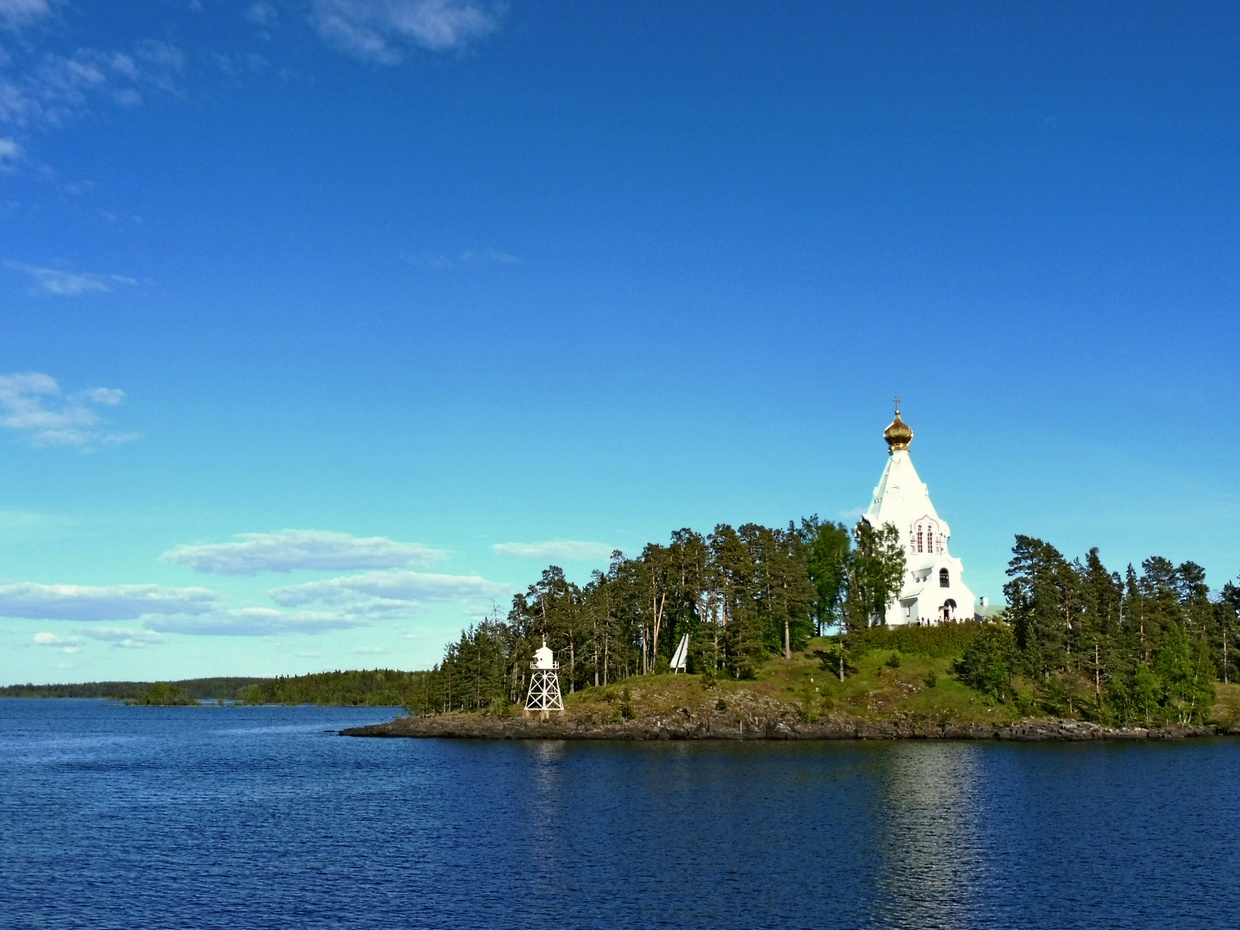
(860, 401, 976, 626)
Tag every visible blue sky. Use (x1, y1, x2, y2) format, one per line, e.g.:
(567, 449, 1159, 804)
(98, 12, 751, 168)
(2, 1, 1238, 685)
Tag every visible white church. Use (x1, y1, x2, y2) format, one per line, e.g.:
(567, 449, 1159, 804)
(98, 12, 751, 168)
(860, 402, 977, 626)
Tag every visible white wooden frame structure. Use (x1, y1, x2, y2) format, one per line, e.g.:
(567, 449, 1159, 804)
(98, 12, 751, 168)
(524, 640, 564, 717)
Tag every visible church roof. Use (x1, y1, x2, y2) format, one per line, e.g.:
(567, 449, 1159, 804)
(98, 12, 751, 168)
(862, 440, 949, 541)
(883, 408, 913, 453)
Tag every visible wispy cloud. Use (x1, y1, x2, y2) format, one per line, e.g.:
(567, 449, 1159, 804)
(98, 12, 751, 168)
(163, 529, 449, 575)
(0, 135, 20, 170)
(0, 0, 59, 32)
(150, 571, 510, 636)
(144, 606, 370, 637)
(0, 581, 219, 621)
(492, 540, 614, 562)
(404, 248, 518, 269)
(246, 2, 278, 29)
(6, 261, 137, 296)
(310, 0, 503, 64)
(0, 39, 184, 130)
(269, 570, 511, 620)
(33, 630, 80, 653)
(0, 509, 67, 539)
(74, 626, 165, 649)
(0, 372, 137, 449)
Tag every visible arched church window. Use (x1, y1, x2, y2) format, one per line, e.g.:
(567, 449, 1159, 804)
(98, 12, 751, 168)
(916, 528, 924, 553)
(939, 568, 949, 588)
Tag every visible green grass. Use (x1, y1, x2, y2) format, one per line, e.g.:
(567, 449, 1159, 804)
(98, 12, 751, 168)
(1211, 682, 1240, 729)
(560, 630, 1018, 727)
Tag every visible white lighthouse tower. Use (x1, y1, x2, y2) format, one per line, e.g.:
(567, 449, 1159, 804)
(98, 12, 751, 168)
(523, 640, 564, 718)
(860, 400, 976, 626)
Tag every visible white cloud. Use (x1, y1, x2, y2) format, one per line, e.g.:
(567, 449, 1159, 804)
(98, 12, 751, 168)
(5, 261, 138, 296)
(33, 631, 80, 651)
(404, 247, 518, 268)
(0, 135, 20, 170)
(354, 645, 385, 655)
(310, 0, 503, 64)
(144, 606, 370, 637)
(0, 39, 184, 130)
(0, 372, 137, 448)
(270, 569, 511, 608)
(246, 2, 278, 28)
(163, 529, 449, 575)
(0, 0, 57, 31)
(74, 626, 165, 648)
(0, 581, 219, 621)
(492, 540, 614, 562)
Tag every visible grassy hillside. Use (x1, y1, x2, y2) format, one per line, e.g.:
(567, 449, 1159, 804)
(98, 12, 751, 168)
(564, 635, 1017, 728)
(534, 626, 1239, 731)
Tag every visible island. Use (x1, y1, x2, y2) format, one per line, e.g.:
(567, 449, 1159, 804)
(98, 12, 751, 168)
(341, 630, 1238, 742)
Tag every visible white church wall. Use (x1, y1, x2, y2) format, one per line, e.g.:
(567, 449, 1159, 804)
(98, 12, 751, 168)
(863, 406, 976, 628)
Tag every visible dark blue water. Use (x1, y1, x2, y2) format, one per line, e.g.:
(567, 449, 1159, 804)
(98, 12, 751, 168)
(2, 700, 1237, 929)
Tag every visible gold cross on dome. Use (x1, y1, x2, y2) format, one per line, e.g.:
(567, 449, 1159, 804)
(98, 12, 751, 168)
(892, 395, 902, 415)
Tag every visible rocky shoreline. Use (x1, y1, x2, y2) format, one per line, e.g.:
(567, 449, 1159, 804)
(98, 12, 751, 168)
(340, 712, 1223, 742)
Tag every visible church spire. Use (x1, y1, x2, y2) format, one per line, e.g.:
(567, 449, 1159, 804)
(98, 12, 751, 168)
(883, 396, 913, 453)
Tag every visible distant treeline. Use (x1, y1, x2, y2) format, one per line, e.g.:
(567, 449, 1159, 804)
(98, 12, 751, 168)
(238, 669, 434, 706)
(0, 677, 267, 700)
(415, 517, 906, 715)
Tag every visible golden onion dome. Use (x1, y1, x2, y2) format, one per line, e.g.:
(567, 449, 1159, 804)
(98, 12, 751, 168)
(883, 404, 913, 453)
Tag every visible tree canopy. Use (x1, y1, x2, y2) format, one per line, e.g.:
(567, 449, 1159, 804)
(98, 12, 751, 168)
(416, 516, 907, 714)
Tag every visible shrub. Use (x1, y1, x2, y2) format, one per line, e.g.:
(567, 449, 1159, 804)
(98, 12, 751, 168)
(954, 625, 1016, 700)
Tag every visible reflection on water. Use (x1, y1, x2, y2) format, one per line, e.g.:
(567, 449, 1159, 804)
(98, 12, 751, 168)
(525, 740, 568, 878)
(872, 743, 984, 929)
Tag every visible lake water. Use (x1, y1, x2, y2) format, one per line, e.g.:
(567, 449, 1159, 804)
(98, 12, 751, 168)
(2, 699, 1238, 929)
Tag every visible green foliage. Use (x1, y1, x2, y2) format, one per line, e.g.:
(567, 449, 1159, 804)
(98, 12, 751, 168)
(420, 520, 1236, 731)
(846, 521, 906, 630)
(616, 687, 635, 720)
(799, 516, 851, 636)
(126, 682, 199, 706)
(953, 625, 1016, 700)
(0, 677, 266, 701)
(990, 535, 1227, 725)
(852, 621, 985, 659)
(428, 516, 834, 709)
(239, 669, 434, 708)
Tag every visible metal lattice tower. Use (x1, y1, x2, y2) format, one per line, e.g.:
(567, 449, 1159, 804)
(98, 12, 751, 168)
(524, 640, 564, 718)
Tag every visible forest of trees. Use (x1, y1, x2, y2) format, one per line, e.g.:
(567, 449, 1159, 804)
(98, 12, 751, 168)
(238, 669, 436, 707)
(125, 681, 200, 706)
(414, 517, 906, 715)
(955, 536, 1237, 726)
(417, 521, 1239, 728)
(0, 677, 266, 700)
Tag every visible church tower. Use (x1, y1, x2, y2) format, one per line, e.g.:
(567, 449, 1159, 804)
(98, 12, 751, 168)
(860, 401, 976, 626)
